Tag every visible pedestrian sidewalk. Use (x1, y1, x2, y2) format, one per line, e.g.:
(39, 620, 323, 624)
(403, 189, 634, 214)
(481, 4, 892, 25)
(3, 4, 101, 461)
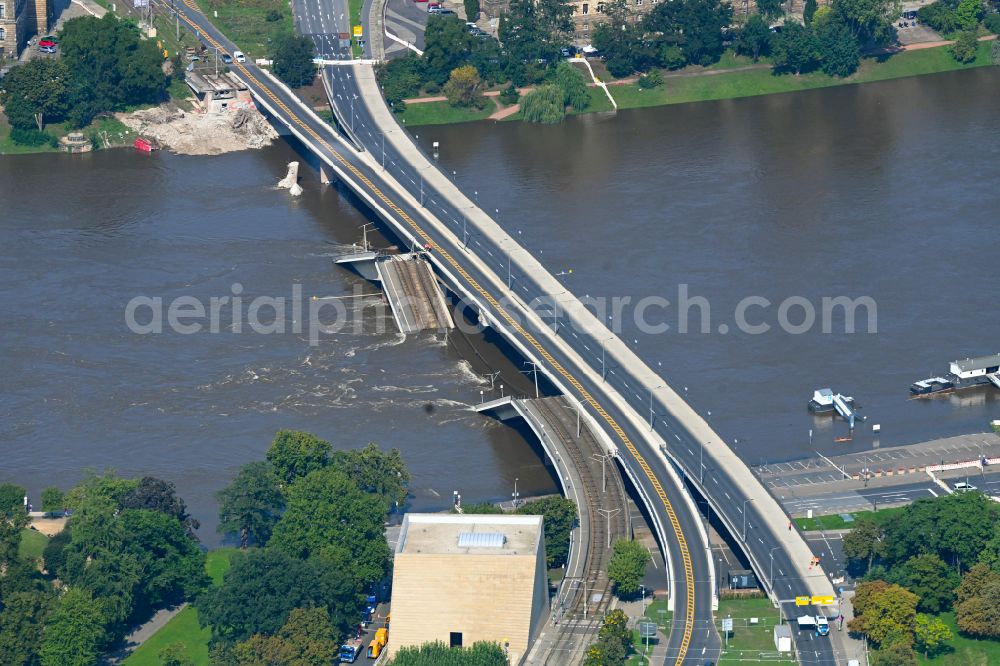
(830, 591, 868, 666)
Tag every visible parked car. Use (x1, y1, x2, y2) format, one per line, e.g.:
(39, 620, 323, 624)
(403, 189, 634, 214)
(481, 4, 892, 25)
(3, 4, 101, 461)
(437, 8, 456, 14)
(38, 44, 57, 54)
(954, 481, 978, 492)
(222, 53, 233, 64)
(233, 50, 246, 63)
(39, 38, 57, 48)
(428, 5, 444, 12)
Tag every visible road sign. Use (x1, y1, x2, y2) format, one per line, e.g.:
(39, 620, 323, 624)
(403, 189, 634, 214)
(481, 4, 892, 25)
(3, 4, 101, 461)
(721, 618, 733, 632)
(639, 622, 657, 638)
(811, 595, 836, 606)
(353, 25, 363, 37)
(795, 596, 811, 606)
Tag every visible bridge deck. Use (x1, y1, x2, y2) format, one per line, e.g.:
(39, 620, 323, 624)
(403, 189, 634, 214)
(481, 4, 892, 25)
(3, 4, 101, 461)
(375, 254, 455, 333)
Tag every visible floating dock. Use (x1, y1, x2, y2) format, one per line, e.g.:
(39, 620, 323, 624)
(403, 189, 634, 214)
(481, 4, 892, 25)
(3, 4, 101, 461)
(809, 388, 858, 430)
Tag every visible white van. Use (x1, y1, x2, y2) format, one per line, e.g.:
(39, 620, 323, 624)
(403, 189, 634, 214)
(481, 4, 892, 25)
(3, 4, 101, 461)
(233, 50, 246, 63)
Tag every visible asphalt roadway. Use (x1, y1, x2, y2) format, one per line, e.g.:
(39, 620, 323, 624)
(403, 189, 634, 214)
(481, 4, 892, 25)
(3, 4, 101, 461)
(165, 0, 838, 661)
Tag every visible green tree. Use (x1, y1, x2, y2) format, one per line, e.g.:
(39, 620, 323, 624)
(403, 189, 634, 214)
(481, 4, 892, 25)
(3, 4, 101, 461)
(607, 539, 650, 599)
(39, 588, 107, 666)
(0, 483, 26, 516)
(843, 516, 885, 575)
(772, 21, 820, 74)
(871, 641, 918, 666)
(273, 34, 317, 88)
(593, 0, 644, 77)
(424, 15, 477, 84)
(756, 0, 785, 18)
(644, 0, 734, 66)
(736, 14, 773, 60)
(889, 554, 958, 613)
(120, 476, 199, 536)
(159, 642, 194, 666)
(269, 466, 391, 587)
(0, 59, 71, 131)
(555, 61, 590, 111)
(63, 470, 137, 513)
(464, 0, 480, 20)
(955, 566, 1000, 637)
(376, 53, 426, 106)
(955, 0, 984, 29)
(805, 0, 819, 23)
(520, 84, 566, 123)
(266, 430, 332, 486)
(216, 461, 285, 549)
(833, 0, 900, 44)
(233, 606, 339, 665)
(913, 613, 952, 658)
(443, 65, 487, 108)
(950, 30, 980, 62)
(59, 14, 166, 127)
(330, 443, 410, 510)
(816, 15, 860, 76)
(499, 0, 573, 64)
(389, 640, 507, 665)
(118, 509, 209, 611)
(499, 82, 520, 104)
(516, 496, 577, 568)
(196, 549, 329, 642)
(847, 582, 919, 647)
(0, 590, 54, 666)
(40, 487, 65, 513)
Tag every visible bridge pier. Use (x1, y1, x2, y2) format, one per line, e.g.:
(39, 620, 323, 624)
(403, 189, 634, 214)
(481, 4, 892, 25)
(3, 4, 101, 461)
(320, 163, 332, 185)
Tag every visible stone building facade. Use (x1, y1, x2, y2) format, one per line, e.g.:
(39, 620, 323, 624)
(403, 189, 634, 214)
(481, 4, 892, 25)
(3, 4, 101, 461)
(0, 0, 51, 59)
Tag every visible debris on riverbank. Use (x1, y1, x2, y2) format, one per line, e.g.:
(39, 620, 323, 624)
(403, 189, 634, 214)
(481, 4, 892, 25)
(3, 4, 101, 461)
(118, 105, 277, 155)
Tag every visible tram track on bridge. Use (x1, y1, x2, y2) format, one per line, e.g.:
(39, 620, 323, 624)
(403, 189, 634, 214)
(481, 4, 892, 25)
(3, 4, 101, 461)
(159, 2, 706, 661)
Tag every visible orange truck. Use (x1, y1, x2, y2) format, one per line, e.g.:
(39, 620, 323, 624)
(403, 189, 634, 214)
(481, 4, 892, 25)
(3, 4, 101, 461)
(367, 627, 388, 658)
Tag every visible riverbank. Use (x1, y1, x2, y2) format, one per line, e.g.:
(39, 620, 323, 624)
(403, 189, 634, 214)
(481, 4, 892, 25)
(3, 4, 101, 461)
(399, 40, 997, 126)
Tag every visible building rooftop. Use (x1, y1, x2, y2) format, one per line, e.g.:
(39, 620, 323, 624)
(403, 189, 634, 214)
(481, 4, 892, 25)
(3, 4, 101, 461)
(397, 513, 542, 556)
(952, 354, 1000, 373)
(185, 71, 248, 94)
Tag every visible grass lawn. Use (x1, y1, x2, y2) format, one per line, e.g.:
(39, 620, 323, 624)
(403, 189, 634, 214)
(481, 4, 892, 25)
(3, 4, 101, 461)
(795, 505, 906, 531)
(121, 548, 238, 666)
(916, 612, 1000, 666)
(349, 0, 363, 58)
(716, 597, 795, 664)
(19, 528, 49, 562)
(122, 605, 211, 666)
(193, 0, 293, 60)
(608, 42, 993, 111)
(399, 99, 496, 126)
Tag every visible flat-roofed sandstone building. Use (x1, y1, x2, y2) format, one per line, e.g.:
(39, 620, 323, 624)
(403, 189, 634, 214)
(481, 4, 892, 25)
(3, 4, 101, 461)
(388, 513, 549, 664)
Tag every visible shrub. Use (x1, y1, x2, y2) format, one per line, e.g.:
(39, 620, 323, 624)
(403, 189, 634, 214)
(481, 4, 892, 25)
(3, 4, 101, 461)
(41, 487, 65, 512)
(499, 82, 520, 104)
(606, 55, 635, 78)
(424, 81, 441, 94)
(992, 34, 1000, 63)
(265, 9, 282, 22)
(950, 30, 980, 61)
(520, 84, 565, 123)
(464, 0, 480, 21)
(919, 2, 960, 33)
(637, 69, 664, 88)
(442, 65, 487, 108)
(10, 127, 52, 146)
(985, 12, 1000, 33)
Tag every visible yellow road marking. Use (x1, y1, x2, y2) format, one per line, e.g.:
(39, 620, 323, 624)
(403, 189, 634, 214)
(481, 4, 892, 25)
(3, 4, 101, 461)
(168, 3, 698, 659)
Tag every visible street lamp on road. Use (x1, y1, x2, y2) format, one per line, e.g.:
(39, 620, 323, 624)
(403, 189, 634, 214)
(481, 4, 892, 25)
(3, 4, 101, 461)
(742, 499, 755, 541)
(769, 546, 781, 589)
(512, 477, 520, 508)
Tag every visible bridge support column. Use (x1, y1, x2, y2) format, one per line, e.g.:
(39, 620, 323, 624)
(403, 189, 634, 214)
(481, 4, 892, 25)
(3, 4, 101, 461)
(320, 164, 332, 185)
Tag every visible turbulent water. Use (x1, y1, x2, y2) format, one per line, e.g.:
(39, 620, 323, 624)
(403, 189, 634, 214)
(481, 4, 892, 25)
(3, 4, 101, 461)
(4, 67, 1000, 544)
(0, 146, 555, 545)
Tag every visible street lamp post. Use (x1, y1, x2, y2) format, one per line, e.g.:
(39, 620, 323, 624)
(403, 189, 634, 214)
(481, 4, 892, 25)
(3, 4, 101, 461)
(769, 546, 781, 589)
(742, 499, 755, 541)
(512, 477, 519, 508)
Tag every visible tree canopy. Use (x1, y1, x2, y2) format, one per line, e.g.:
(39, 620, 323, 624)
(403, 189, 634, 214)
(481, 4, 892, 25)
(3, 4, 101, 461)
(0, 59, 71, 131)
(266, 430, 332, 486)
(269, 466, 391, 587)
(389, 640, 508, 665)
(216, 460, 285, 549)
(273, 34, 317, 88)
(499, 0, 573, 64)
(59, 14, 167, 127)
(607, 539, 650, 599)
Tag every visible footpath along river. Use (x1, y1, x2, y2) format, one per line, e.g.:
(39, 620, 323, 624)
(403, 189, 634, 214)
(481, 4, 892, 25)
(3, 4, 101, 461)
(2, 66, 999, 544)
